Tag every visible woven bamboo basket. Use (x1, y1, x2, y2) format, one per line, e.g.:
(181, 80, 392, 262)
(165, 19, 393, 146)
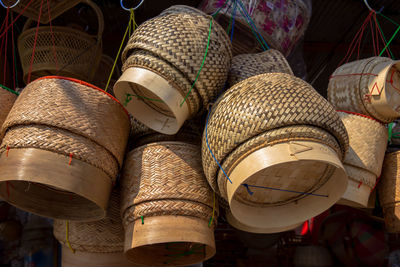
(115, 5, 232, 135)
(54, 190, 136, 267)
(121, 142, 217, 266)
(2, 0, 81, 24)
(0, 88, 17, 141)
(198, 0, 312, 56)
(17, 0, 103, 84)
(202, 73, 348, 231)
(0, 76, 130, 221)
(228, 49, 293, 87)
(328, 57, 400, 123)
(336, 111, 387, 207)
(379, 151, 400, 233)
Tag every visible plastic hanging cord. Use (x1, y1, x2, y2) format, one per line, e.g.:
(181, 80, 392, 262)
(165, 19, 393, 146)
(120, 0, 144, 11)
(374, 14, 394, 59)
(0, 0, 34, 39)
(0, 0, 20, 9)
(208, 191, 216, 227)
(65, 221, 75, 254)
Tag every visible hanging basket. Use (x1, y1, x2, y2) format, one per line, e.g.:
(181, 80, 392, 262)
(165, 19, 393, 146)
(0, 87, 18, 141)
(202, 73, 348, 232)
(198, 0, 312, 56)
(336, 111, 387, 208)
(0, 77, 130, 221)
(121, 142, 216, 266)
(228, 49, 293, 87)
(2, 0, 82, 24)
(115, 5, 232, 135)
(17, 0, 103, 84)
(328, 57, 400, 123)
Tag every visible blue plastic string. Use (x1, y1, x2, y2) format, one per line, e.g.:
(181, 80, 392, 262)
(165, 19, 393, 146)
(230, 0, 237, 42)
(120, 0, 144, 11)
(242, 184, 329, 197)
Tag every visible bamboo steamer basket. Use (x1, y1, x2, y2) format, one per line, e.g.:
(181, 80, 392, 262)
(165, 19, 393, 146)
(198, 0, 312, 56)
(328, 57, 400, 123)
(2, 0, 81, 24)
(115, 5, 232, 135)
(228, 49, 293, 87)
(379, 151, 400, 233)
(202, 73, 348, 231)
(17, 0, 103, 84)
(0, 87, 17, 141)
(0, 76, 130, 221)
(336, 111, 387, 207)
(121, 142, 217, 266)
(54, 190, 137, 267)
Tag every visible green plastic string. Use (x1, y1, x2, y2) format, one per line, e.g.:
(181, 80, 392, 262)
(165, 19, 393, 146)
(379, 25, 400, 56)
(379, 12, 400, 27)
(180, 18, 213, 107)
(123, 93, 164, 107)
(375, 15, 395, 59)
(0, 84, 19, 96)
(164, 243, 204, 264)
(141, 216, 144, 225)
(389, 122, 394, 142)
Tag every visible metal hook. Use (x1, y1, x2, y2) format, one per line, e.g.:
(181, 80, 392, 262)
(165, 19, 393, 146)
(0, 0, 20, 9)
(120, 0, 144, 11)
(363, 0, 384, 14)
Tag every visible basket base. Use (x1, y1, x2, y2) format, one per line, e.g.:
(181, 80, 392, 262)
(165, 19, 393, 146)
(227, 141, 347, 231)
(114, 67, 189, 135)
(62, 246, 136, 267)
(0, 148, 111, 221)
(124, 215, 215, 266)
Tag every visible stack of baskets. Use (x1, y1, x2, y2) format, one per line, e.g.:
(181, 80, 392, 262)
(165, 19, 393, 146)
(114, 5, 232, 134)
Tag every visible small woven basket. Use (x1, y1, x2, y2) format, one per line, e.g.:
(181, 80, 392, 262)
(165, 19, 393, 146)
(328, 57, 400, 123)
(202, 73, 348, 232)
(17, 0, 103, 84)
(0, 77, 130, 221)
(54, 189, 136, 267)
(228, 49, 293, 86)
(2, 0, 81, 24)
(379, 151, 400, 233)
(0, 88, 17, 141)
(198, 0, 312, 56)
(337, 111, 387, 207)
(115, 5, 232, 135)
(121, 142, 217, 266)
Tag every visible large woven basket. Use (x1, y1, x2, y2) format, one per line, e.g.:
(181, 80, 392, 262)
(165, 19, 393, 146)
(328, 57, 400, 123)
(0, 77, 130, 221)
(2, 0, 81, 24)
(115, 5, 232, 135)
(198, 0, 312, 56)
(202, 73, 348, 232)
(336, 111, 387, 208)
(228, 49, 293, 87)
(379, 151, 400, 233)
(0, 88, 17, 141)
(121, 142, 216, 266)
(17, 0, 103, 84)
(54, 189, 136, 267)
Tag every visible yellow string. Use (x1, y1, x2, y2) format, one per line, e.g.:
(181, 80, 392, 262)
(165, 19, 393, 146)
(66, 221, 75, 253)
(105, 9, 138, 92)
(208, 191, 216, 227)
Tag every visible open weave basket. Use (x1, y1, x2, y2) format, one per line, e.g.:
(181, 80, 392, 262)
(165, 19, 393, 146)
(115, 5, 232, 135)
(0, 88, 17, 141)
(228, 49, 293, 87)
(121, 141, 217, 266)
(17, 0, 103, 84)
(328, 57, 400, 123)
(0, 77, 130, 221)
(198, 0, 312, 56)
(2, 0, 81, 24)
(379, 151, 400, 233)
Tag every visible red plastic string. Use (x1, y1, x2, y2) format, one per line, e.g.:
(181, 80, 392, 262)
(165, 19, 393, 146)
(358, 181, 363, 188)
(46, 0, 58, 71)
(11, 13, 15, 90)
(0, 0, 34, 39)
(68, 153, 73, 166)
(370, 176, 381, 192)
(27, 0, 45, 84)
(336, 110, 380, 122)
(6, 146, 10, 157)
(369, 19, 377, 56)
(2, 8, 9, 85)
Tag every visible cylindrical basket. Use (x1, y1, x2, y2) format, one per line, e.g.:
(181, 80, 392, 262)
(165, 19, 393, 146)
(202, 73, 348, 232)
(114, 5, 232, 135)
(0, 76, 130, 221)
(198, 0, 312, 56)
(328, 57, 400, 123)
(54, 189, 136, 267)
(121, 142, 216, 266)
(228, 49, 293, 87)
(17, 0, 103, 84)
(337, 111, 387, 207)
(0, 88, 17, 141)
(379, 151, 400, 233)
